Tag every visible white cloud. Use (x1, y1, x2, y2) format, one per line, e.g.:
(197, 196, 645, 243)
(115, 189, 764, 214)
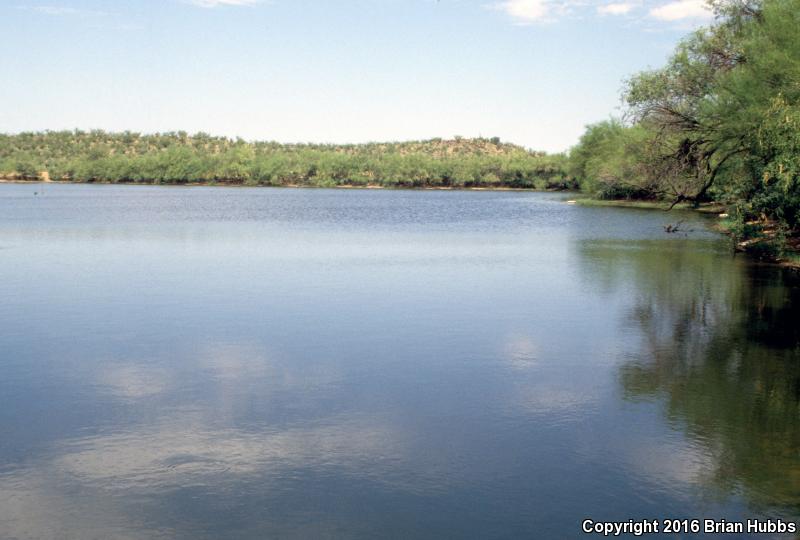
(597, 2, 636, 15)
(490, 0, 713, 25)
(496, 0, 551, 23)
(649, 0, 712, 20)
(183, 0, 258, 7)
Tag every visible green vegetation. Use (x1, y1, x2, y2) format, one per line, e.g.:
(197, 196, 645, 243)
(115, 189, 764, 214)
(570, 0, 800, 259)
(3, 1, 798, 258)
(0, 131, 573, 190)
(568, 119, 654, 200)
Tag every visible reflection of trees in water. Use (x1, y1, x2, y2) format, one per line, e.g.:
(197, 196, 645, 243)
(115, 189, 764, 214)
(580, 239, 800, 511)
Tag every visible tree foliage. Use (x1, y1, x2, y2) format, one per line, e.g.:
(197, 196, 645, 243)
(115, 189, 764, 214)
(568, 119, 656, 199)
(571, 0, 800, 229)
(0, 131, 573, 190)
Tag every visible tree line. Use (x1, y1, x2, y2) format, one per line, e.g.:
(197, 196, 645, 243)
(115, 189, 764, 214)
(0, 131, 573, 190)
(570, 0, 800, 235)
(2, 0, 797, 240)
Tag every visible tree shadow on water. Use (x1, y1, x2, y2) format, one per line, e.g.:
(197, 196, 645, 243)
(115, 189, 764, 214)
(579, 239, 800, 513)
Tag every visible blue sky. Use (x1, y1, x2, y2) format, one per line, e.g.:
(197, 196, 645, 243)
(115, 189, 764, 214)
(0, 0, 713, 152)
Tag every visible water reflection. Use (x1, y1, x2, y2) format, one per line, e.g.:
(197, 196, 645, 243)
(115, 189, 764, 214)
(98, 363, 171, 399)
(0, 338, 444, 539)
(4, 184, 799, 538)
(54, 414, 404, 491)
(580, 239, 800, 513)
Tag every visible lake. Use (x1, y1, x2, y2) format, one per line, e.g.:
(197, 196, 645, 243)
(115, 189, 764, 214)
(1, 183, 798, 539)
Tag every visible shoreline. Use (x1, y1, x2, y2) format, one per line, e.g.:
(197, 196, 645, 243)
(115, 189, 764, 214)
(0, 178, 565, 192)
(574, 196, 800, 271)
(573, 197, 726, 214)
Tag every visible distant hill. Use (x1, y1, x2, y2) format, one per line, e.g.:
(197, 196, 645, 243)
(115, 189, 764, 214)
(0, 130, 572, 189)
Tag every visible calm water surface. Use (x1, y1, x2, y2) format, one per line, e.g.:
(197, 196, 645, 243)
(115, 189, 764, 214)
(1, 184, 798, 539)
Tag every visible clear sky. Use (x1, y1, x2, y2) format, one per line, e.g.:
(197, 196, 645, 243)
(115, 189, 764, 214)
(0, 0, 713, 152)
